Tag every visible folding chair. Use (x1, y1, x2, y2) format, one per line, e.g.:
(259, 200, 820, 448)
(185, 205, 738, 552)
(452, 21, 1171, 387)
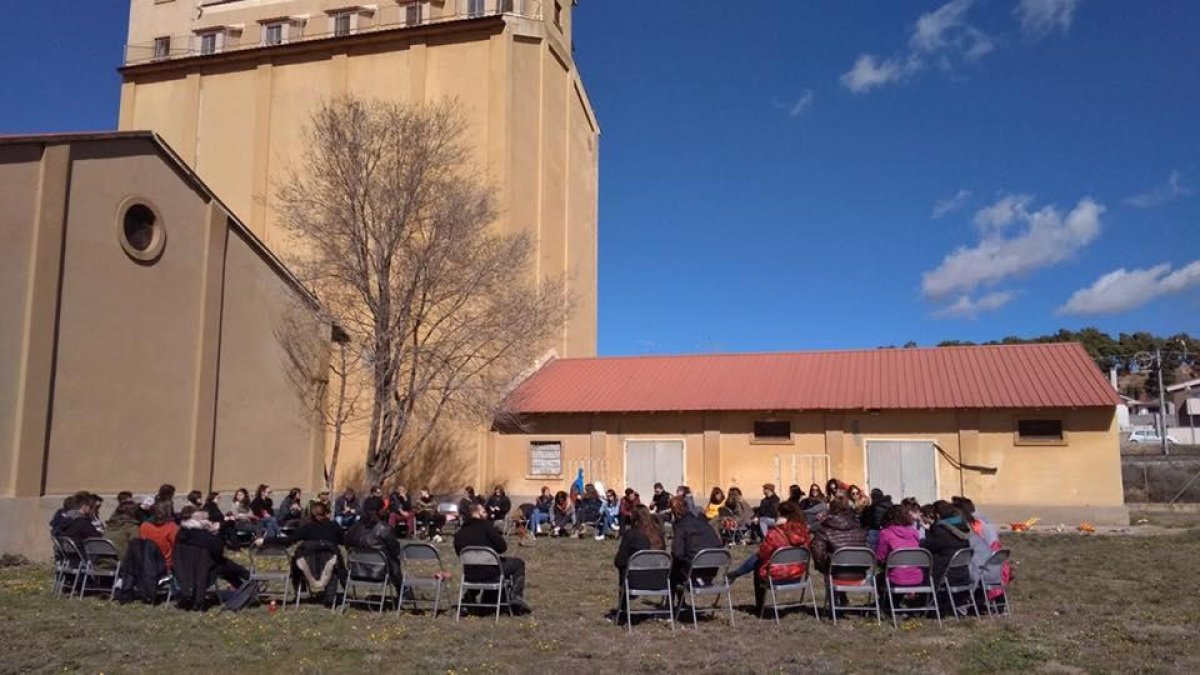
(883, 548, 941, 627)
(50, 537, 69, 597)
(680, 548, 735, 627)
(623, 550, 674, 633)
(77, 538, 122, 600)
(438, 503, 461, 535)
(760, 546, 820, 624)
(54, 537, 85, 599)
(826, 546, 881, 624)
(249, 543, 294, 608)
(942, 547, 980, 620)
(980, 548, 1013, 616)
(399, 542, 447, 617)
(339, 548, 393, 613)
(456, 546, 512, 623)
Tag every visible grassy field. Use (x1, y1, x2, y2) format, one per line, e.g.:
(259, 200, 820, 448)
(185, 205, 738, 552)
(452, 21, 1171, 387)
(3, 530, 1200, 674)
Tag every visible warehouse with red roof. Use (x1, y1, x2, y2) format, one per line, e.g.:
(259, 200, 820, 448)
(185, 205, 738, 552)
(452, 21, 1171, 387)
(490, 342, 1125, 524)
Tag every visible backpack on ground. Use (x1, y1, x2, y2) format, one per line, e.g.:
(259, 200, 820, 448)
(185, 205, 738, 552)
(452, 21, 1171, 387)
(219, 580, 262, 612)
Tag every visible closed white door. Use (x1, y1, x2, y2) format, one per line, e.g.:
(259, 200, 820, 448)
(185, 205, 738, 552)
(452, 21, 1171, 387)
(625, 440, 684, 499)
(865, 440, 937, 504)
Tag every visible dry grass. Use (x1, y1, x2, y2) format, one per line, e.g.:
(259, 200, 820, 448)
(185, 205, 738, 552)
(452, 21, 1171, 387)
(3, 530, 1200, 673)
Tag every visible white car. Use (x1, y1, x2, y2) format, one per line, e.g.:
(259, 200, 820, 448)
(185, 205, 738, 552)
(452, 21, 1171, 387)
(1127, 430, 1179, 446)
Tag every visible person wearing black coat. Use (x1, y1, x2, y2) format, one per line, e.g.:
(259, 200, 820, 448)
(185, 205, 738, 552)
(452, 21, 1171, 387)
(177, 511, 250, 588)
(52, 497, 102, 548)
(752, 484, 781, 541)
(862, 489, 893, 549)
(453, 504, 528, 612)
(668, 497, 722, 595)
(612, 505, 667, 622)
(923, 502, 972, 587)
(485, 486, 512, 523)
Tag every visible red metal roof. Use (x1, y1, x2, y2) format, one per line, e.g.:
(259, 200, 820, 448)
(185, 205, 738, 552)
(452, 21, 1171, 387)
(505, 343, 1119, 414)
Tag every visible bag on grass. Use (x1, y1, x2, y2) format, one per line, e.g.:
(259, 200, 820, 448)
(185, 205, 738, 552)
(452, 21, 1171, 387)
(220, 580, 262, 612)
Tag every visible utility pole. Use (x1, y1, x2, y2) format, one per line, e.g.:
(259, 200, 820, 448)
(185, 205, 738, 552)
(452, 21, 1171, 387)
(1135, 349, 1170, 456)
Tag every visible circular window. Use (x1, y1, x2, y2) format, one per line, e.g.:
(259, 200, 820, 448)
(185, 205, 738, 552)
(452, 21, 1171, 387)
(117, 200, 165, 262)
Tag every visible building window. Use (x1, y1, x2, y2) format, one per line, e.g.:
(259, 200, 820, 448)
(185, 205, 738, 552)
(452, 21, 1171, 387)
(333, 13, 352, 37)
(529, 441, 562, 476)
(753, 420, 792, 442)
(404, 2, 422, 25)
(1016, 419, 1064, 444)
(499, 0, 514, 12)
(554, 0, 562, 27)
(118, 201, 166, 263)
(153, 36, 171, 59)
(199, 32, 219, 55)
(467, 0, 485, 17)
(263, 23, 285, 46)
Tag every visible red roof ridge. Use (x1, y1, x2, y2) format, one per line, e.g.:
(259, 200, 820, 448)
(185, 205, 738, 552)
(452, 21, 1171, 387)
(553, 341, 1088, 363)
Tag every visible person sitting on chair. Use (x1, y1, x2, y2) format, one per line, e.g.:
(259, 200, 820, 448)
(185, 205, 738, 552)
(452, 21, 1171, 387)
(597, 489, 621, 540)
(648, 483, 671, 519)
(811, 495, 868, 609)
(453, 503, 530, 614)
(334, 488, 360, 529)
(260, 502, 343, 603)
(346, 505, 404, 595)
(414, 488, 446, 543)
(139, 501, 180, 571)
(485, 485, 511, 524)
(611, 505, 666, 623)
(668, 495, 722, 603)
(551, 491, 574, 537)
(104, 500, 142, 559)
(751, 484, 781, 541)
(576, 485, 603, 536)
(177, 506, 250, 589)
(458, 486, 484, 519)
(52, 492, 102, 548)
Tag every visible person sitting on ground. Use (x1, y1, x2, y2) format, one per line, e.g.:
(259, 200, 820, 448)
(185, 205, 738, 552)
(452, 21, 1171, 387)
(718, 486, 753, 544)
(202, 492, 223, 525)
(250, 484, 282, 537)
(104, 500, 142, 558)
(277, 488, 304, 526)
(675, 485, 700, 518)
(386, 485, 416, 538)
(414, 488, 446, 543)
(230, 488, 253, 521)
(668, 495, 723, 600)
(862, 488, 893, 550)
(874, 504, 923, 612)
(648, 482, 671, 518)
(362, 485, 385, 518)
(551, 490, 574, 537)
(346, 505, 404, 594)
(597, 489, 621, 540)
(529, 487, 554, 537)
(728, 501, 811, 615)
(576, 485, 603, 535)
(156, 484, 177, 517)
(453, 503, 530, 614)
(177, 506, 250, 589)
(618, 489, 640, 534)
(52, 492, 102, 547)
(922, 501, 972, 599)
(611, 504, 666, 623)
(799, 484, 825, 510)
(825, 478, 843, 502)
(334, 488, 361, 529)
(786, 484, 804, 508)
(704, 487, 726, 521)
(810, 495, 868, 594)
(752, 483, 781, 540)
(485, 485, 512, 524)
(116, 491, 134, 507)
(138, 501, 180, 571)
(847, 484, 870, 515)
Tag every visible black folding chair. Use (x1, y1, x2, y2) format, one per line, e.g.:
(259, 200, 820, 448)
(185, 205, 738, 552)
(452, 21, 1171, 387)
(623, 550, 674, 632)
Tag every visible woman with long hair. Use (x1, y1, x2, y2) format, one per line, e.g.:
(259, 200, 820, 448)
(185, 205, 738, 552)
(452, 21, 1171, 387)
(847, 484, 871, 514)
(704, 486, 726, 521)
(250, 484, 282, 537)
(611, 505, 666, 622)
(799, 484, 825, 510)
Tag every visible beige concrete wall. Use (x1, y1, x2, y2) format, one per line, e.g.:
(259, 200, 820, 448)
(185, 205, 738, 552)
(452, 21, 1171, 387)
(211, 229, 325, 492)
(489, 406, 1127, 522)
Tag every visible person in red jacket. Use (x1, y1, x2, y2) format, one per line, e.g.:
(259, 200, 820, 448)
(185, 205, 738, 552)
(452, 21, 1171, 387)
(726, 501, 812, 614)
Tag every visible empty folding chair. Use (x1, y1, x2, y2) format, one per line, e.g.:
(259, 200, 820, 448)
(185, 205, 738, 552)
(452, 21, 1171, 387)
(50, 537, 67, 597)
(456, 546, 512, 622)
(942, 547, 980, 620)
(883, 548, 941, 628)
(399, 542, 447, 618)
(826, 546, 881, 625)
(340, 548, 393, 613)
(623, 550, 674, 633)
(680, 548, 735, 627)
(249, 543, 294, 608)
(54, 537, 85, 599)
(760, 546, 820, 624)
(980, 548, 1013, 616)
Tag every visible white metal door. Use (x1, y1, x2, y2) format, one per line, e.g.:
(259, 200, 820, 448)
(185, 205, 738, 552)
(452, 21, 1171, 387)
(625, 440, 684, 500)
(866, 440, 937, 504)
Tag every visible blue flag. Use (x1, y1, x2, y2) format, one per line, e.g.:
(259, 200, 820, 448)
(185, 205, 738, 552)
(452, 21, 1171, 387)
(571, 467, 584, 495)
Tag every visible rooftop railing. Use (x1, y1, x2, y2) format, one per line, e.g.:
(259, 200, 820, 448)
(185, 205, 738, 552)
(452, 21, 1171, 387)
(125, 0, 539, 66)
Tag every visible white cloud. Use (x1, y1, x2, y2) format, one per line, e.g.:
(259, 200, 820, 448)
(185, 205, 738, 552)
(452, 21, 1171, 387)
(1123, 170, 1192, 209)
(922, 196, 1104, 300)
(774, 89, 815, 117)
(931, 189, 972, 219)
(840, 54, 910, 93)
(841, 0, 993, 94)
(1016, 0, 1080, 38)
(1059, 260, 1200, 315)
(972, 193, 1032, 232)
(933, 291, 1016, 318)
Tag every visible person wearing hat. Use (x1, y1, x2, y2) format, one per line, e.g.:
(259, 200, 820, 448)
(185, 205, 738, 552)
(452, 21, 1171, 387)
(752, 484, 780, 540)
(136, 496, 156, 524)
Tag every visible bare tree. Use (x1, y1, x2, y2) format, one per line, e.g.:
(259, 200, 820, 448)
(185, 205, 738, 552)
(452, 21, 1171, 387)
(275, 307, 364, 490)
(278, 97, 569, 487)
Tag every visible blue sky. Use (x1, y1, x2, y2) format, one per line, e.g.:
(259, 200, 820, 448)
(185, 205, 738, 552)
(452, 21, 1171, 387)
(2, 1, 1197, 355)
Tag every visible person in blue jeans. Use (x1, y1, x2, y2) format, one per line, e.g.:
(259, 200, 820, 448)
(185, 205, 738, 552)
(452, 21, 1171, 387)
(597, 489, 620, 540)
(529, 486, 554, 537)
